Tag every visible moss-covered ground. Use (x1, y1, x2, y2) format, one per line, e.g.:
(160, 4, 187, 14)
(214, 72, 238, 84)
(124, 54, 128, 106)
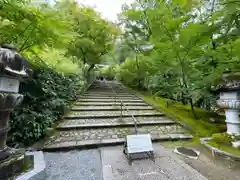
(134, 91, 226, 137)
(132, 91, 240, 156)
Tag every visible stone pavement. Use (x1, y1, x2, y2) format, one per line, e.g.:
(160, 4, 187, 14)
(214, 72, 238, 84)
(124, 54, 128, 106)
(44, 144, 208, 180)
(101, 144, 207, 180)
(44, 80, 193, 151)
(45, 150, 103, 180)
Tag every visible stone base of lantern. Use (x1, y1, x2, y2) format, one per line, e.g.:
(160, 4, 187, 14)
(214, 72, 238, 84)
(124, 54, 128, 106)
(217, 97, 240, 136)
(225, 109, 240, 136)
(0, 150, 46, 180)
(0, 148, 33, 180)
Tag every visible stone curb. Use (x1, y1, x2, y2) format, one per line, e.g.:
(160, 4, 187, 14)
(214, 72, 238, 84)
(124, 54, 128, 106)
(43, 134, 193, 152)
(64, 113, 165, 119)
(56, 120, 176, 130)
(16, 151, 46, 180)
(200, 137, 240, 161)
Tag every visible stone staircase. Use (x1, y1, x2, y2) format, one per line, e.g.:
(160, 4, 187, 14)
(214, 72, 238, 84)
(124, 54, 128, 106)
(43, 80, 192, 151)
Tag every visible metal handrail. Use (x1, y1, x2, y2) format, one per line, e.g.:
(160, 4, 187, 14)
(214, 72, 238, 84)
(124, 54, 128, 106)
(103, 79, 138, 134)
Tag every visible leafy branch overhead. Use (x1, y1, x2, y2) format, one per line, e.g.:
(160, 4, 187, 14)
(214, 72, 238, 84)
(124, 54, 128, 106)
(107, 0, 240, 118)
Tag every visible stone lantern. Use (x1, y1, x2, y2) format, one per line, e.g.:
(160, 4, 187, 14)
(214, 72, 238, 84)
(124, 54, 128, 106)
(0, 44, 32, 179)
(216, 73, 240, 136)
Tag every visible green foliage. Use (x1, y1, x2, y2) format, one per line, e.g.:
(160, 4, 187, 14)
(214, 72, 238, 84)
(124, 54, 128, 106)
(100, 67, 115, 80)
(9, 67, 83, 145)
(212, 133, 232, 145)
(61, 1, 119, 67)
(112, 0, 240, 117)
(117, 56, 155, 90)
(208, 140, 240, 156)
(0, 0, 115, 145)
(38, 48, 81, 74)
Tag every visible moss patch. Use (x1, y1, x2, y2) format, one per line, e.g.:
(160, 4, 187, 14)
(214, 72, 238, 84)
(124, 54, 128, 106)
(208, 140, 240, 157)
(134, 91, 226, 137)
(212, 133, 232, 144)
(207, 133, 240, 157)
(162, 138, 201, 149)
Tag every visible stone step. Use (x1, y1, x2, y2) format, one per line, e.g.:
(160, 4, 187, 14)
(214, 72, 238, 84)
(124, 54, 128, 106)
(59, 116, 171, 126)
(85, 93, 129, 95)
(43, 125, 191, 151)
(57, 120, 176, 130)
(74, 102, 149, 106)
(89, 87, 125, 90)
(43, 134, 193, 151)
(77, 99, 143, 102)
(79, 96, 139, 100)
(71, 105, 153, 111)
(85, 92, 130, 94)
(64, 110, 164, 119)
(82, 94, 135, 98)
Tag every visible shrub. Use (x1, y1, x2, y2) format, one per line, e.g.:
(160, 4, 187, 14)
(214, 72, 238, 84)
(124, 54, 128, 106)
(9, 67, 84, 146)
(212, 133, 232, 145)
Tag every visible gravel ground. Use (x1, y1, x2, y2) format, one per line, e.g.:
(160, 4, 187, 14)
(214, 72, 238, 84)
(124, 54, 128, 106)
(45, 150, 103, 180)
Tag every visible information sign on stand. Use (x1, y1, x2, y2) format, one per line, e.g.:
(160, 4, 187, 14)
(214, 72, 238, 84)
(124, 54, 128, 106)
(123, 134, 155, 165)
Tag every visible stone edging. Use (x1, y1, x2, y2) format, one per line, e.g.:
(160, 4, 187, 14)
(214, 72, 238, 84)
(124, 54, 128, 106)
(200, 137, 240, 161)
(16, 151, 46, 180)
(43, 134, 193, 152)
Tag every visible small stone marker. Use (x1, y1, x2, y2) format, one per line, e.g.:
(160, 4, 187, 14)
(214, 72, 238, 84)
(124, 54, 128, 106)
(123, 134, 155, 165)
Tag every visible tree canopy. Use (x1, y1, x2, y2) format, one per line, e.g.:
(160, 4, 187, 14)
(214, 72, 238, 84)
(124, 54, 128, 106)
(104, 0, 240, 118)
(0, 0, 118, 74)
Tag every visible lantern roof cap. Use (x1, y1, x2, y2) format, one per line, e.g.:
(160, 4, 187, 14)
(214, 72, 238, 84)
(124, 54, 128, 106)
(0, 44, 31, 78)
(214, 72, 240, 93)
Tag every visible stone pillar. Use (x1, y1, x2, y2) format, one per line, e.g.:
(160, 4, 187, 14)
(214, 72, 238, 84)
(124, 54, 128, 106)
(217, 79, 240, 136)
(0, 44, 32, 180)
(0, 93, 23, 151)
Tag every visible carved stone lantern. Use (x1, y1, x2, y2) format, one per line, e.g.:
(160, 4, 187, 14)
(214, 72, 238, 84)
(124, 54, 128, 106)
(216, 73, 240, 135)
(0, 44, 32, 179)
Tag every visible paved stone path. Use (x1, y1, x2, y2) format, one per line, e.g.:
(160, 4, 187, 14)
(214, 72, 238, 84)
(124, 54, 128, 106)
(44, 80, 192, 150)
(101, 144, 207, 180)
(45, 150, 103, 180)
(42, 80, 238, 180)
(45, 144, 208, 180)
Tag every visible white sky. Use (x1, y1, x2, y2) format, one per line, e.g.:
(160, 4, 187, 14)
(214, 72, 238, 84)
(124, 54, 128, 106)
(77, 0, 134, 21)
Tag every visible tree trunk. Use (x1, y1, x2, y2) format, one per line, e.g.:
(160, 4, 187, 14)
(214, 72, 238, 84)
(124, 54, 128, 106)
(189, 98, 197, 119)
(87, 64, 95, 73)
